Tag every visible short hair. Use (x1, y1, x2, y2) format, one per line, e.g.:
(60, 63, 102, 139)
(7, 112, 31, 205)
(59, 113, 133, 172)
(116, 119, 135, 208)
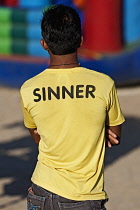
(41, 4, 82, 55)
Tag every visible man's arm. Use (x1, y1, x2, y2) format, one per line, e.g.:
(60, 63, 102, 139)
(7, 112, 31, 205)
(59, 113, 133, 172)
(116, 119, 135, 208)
(105, 125, 122, 148)
(28, 128, 40, 144)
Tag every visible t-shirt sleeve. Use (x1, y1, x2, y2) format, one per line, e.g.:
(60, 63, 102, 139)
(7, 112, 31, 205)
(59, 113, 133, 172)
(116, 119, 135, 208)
(20, 95, 36, 128)
(106, 82, 125, 126)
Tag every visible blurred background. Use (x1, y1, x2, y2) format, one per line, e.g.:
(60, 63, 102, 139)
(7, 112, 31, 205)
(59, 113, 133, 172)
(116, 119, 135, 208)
(0, 0, 140, 209)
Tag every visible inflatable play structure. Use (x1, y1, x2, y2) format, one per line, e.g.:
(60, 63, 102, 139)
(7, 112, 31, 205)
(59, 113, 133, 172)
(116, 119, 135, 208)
(0, 0, 140, 87)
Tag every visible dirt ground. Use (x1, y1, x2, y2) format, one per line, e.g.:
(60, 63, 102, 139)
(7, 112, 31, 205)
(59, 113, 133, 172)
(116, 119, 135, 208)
(0, 85, 140, 210)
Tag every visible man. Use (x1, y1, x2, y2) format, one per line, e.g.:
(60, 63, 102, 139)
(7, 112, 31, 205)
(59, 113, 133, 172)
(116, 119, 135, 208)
(20, 5, 125, 210)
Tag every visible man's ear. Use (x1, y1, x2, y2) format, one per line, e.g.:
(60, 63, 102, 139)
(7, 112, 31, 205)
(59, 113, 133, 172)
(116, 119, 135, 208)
(78, 36, 83, 48)
(80, 36, 83, 47)
(40, 39, 49, 51)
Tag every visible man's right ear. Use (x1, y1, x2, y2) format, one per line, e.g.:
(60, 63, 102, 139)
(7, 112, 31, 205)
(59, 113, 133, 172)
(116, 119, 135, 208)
(80, 36, 83, 47)
(78, 36, 83, 48)
(40, 39, 49, 51)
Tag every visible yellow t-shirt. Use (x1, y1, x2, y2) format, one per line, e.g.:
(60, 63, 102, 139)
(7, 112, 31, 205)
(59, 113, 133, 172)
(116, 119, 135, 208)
(20, 67, 125, 201)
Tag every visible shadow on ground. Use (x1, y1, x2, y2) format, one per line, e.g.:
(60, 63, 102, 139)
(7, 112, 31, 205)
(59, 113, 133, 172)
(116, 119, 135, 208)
(0, 117, 139, 207)
(105, 116, 140, 165)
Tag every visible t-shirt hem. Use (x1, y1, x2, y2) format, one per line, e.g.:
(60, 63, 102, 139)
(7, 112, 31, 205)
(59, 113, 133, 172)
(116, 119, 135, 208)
(31, 178, 108, 201)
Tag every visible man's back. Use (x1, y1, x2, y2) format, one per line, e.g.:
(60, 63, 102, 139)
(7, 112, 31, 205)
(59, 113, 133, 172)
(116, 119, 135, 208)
(21, 67, 124, 201)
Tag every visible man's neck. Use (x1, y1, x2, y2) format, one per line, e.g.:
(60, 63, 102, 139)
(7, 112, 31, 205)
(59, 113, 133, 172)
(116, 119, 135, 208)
(49, 52, 80, 69)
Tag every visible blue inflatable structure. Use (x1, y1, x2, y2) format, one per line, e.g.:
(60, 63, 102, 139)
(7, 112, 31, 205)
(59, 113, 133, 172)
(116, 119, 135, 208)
(0, 1, 140, 87)
(1, 46, 140, 87)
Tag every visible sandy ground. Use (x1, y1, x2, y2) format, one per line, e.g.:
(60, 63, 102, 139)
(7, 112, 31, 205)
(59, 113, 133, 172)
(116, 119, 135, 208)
(0, 85, 140, 210)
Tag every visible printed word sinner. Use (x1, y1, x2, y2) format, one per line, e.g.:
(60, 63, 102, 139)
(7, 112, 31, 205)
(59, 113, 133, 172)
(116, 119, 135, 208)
(33, 85, 96, 101)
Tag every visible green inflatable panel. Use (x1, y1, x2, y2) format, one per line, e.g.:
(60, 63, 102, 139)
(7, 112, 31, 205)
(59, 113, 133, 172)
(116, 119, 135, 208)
(11, 24, 27, 39)
(0, 38, 12, 54)
(11, 9, 27, 24)
(0, 23, 12, 38)
(0, 8, 12, 23)
(12, 39, 28, 54)
(0, 23, 27, 39)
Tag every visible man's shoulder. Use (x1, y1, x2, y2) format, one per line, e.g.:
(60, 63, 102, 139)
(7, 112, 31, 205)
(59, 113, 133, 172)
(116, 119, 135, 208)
(20, 70, 46, 92)
(84, 68, 114, 85)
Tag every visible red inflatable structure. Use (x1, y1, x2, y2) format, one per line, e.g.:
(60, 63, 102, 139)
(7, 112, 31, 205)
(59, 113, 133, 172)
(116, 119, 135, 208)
(83, 0, 122, 53)
(1, 0, 18, 6)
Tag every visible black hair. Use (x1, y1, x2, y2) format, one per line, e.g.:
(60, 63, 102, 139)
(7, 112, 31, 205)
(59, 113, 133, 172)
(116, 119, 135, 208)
(41, 4, 82, 55)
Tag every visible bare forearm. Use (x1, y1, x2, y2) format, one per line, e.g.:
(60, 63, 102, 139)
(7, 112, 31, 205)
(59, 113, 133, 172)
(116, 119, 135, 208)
(109, 125, 122, 140)
(105, 125, 122, 148)
(28, 128, 40, 144)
